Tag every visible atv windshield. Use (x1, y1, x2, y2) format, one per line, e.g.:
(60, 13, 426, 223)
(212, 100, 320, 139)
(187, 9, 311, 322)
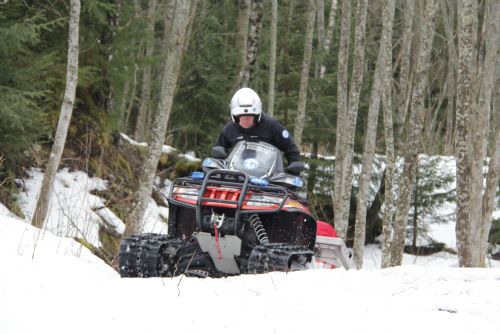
(227, 141, 282, 178)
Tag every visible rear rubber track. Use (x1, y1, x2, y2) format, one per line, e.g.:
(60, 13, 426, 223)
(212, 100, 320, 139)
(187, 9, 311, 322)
(247, 243, 314, 274)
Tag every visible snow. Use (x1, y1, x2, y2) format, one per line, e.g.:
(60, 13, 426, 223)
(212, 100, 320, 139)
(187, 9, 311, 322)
(15, 168, 168, 248)
(16, 168, 113, 247)
(1, 215, 500, 334)
(120, 132, 178, 154)
(179, 151, 201, 162)
(1, 155, 500, 334)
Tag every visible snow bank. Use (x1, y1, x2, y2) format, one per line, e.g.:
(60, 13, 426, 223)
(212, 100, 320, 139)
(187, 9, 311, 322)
(1, 214, 500, 334)
(15, 168, 168, 248)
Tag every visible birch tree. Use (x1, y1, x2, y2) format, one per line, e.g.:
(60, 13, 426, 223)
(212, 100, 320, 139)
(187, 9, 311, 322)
(441, 0, 458, 154)
(333, 0, 351, 240)
(353, 0, 395, 268)
(480, 73, 500, 266)
(123, 1, 192, 238)
(470, 1, 499, 266)
(267, 0, 278, 117)
(389, 0, 439, 267)
(334, 0, 368, 240)
(380, 38, 396, 268)
(31, 0, 81, 229)
(314, 0, 325, 78)
(394, 0, 415, 140)
(237, 0, 263, 88)
(320, 0, 338, 79)
(293, 0, 316, 147)
(236, 0, 251, 86)
(454, 0, 475, 267)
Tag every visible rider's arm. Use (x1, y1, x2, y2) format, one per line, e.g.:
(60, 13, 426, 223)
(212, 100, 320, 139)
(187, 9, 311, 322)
(272, 122, 300, 164)
(214, 122, 233, 154)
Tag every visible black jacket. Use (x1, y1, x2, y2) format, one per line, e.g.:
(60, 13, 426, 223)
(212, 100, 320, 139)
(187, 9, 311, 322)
(214, 113, 300, 163)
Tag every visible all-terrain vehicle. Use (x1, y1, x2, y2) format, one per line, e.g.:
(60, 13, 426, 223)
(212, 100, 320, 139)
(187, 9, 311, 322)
(118, 141, 354, 278)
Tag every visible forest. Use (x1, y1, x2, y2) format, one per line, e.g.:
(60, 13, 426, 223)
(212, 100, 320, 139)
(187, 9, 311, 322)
(0, 0, 499, 269)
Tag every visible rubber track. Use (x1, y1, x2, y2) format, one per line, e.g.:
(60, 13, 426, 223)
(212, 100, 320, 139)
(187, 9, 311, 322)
(247, 243, 314, 274)
(119, 234, 186, 278)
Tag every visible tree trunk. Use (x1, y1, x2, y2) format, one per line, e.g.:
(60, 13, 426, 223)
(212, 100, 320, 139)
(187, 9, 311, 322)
(476, 1, 499, 266)
(455, 0, 475, 267)
(123, 63, 139, 132)
(293, 0, 316, 147)
(182, 0, 199, 55)
(389, 0, 439, 267)
(380, 34, 396, 268)
(320, 0, 337, 79)
(162, 0, 176, 47)
(442, 0, 458, 154)
(353, 0, 395, 268)
(267, 0, 278, 117)
(31, 0, 80, 229)
(123, 1, 192, 238)
(134, 0, 157, 142)
(236, 0, 251, 87)
(237, 0, 263, 88)
(279, 0, 295, 124)
(480, 75, 500, 266)
(394, 0, 415, 143)
(333, 0, 351, 239)
(314, 0, 325, 78)
(334, 0, 368, 240)
(470, 0, 499, 265)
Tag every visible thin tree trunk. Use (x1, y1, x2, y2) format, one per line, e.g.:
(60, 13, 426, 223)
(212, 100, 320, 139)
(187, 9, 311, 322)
(314, 0, 325, 78)
(123, 63, 139, 131)
(394, 0, 415, 141)
(236, 0, 251, 87)
(134, 0, 157, 142)
(182, 0, 199, 54)
(334, 0, 368, 240)
(353, 0, 395, 268)
(293, 0, 316, 147)
(238, 0, 263, 88)
(442, 0, 457, 154)
(476, 1, 500, 266)
(381, 44, 396, 268)
(119, 79, 131, 129)
(479, 78, 500, 265)
(123, 1, 191, 238)
(267, 0, 278, 117)
(389, 0, 439, 267)
(455, 0, 475, 267)
(333, 0, 351, 239)
(279, 0, 295, 124)
(31, 0, 81, 229)
(320, 0, 337, 79)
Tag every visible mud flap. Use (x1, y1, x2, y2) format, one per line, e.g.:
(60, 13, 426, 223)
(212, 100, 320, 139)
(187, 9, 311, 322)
(314, 236, 357, 270)
(196, 232, 242, 274)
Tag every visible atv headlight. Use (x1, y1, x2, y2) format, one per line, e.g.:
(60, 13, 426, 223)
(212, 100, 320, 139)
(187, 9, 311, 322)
(172, 186, 199, 201)
(246, 194, 283, 207)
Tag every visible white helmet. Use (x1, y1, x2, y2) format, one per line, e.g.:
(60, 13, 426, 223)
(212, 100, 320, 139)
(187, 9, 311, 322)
(230, 87, 262, 123)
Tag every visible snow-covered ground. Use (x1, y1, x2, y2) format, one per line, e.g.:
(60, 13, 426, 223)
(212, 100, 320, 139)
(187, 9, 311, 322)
(16, 168, 168, 248)
(1, 215, 500, 334)
(1, 157, 499, 333)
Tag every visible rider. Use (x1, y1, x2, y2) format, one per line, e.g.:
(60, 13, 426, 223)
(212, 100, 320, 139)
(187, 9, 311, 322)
(214, 87, 301, 166)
